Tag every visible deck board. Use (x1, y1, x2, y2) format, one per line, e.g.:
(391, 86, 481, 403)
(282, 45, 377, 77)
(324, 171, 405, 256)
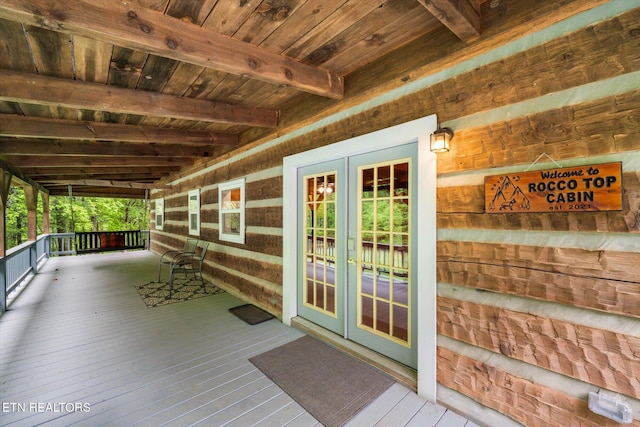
(377, 390, 436, 426)
(0, 251, 473, 427)
(405, 401, 447, 426)
(345, 384, 411, 426)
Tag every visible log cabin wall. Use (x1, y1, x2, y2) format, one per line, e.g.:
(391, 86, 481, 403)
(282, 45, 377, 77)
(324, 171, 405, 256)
(150, 3, 640, 425)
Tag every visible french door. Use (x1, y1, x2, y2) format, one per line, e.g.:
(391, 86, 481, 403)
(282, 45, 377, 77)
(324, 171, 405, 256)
(297, 159, 345, 334)
(297, 143, 417, 368)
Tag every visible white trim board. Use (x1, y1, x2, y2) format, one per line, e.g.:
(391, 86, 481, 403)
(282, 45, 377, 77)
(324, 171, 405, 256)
(282, 115, 438, 402)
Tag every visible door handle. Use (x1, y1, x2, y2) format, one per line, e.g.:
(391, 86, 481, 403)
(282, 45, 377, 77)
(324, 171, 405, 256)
(347, 257, 355, 264)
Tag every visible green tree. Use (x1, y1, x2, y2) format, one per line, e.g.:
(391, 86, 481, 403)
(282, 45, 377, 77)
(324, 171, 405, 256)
(6, 187, 27, 247)
(53, 196, 148, 232)
(49, 196, 73, 233)
(5, 188, 149, 249)
(360, 198, 410, 244)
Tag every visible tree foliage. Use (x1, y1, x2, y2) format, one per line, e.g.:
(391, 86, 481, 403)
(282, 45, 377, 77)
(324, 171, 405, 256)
(4, 186, 149, 249)
(5, 187, 28, 247)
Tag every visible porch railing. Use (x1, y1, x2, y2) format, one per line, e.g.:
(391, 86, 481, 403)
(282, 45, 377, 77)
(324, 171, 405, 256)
(74, 230, 147, 254)
(1, 231, 149, 313)
(1, 235, 47, 312)
(50, 232, 75, 256)
(307, 236, 409, 270)
(3, 237, 46, 294)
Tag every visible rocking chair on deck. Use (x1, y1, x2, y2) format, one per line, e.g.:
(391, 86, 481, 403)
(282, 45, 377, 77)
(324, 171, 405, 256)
(169, 241, 210, 297)
(157, 238, 199, 282)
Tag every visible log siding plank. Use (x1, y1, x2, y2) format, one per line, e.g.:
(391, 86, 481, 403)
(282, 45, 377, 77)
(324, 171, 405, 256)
(439, 88, 640, 175)
(438, 297, 640, 398)
(437, 240, 640, 284)
(437, 347, 640, 427)
(438, 260, 640, 319)
(436, 170, 640, 233)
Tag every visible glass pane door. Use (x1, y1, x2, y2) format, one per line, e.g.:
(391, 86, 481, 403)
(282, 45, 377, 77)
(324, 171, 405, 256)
(358, 160, 411, 344)
(347, 143, 417, 368)
(296, 144, 417, 368)
(304, 172, 338, 316)
(297, 159, 345, 335)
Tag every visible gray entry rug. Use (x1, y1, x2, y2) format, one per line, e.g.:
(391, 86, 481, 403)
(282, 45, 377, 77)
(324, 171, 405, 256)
(249, 335, 395, 427)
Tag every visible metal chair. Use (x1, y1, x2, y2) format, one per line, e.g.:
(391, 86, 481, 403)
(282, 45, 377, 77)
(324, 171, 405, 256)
(157, 238, 198, 282)
(169, 241, 210, 297)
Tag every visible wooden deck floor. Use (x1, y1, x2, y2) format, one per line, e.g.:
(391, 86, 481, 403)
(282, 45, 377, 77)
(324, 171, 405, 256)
(0, 251, 477, 427)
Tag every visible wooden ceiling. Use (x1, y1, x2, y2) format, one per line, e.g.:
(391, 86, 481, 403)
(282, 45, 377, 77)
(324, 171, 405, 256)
(0, 0, 488, 198)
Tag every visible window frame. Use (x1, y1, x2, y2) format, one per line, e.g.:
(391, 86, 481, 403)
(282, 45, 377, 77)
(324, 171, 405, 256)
(188, 189, 200, 236)
(218, 178, 245, 244)
(155, 198, 164, 230)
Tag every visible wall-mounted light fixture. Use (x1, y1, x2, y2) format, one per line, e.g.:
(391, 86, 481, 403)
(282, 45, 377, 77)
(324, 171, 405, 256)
(430, 127, 453, 153)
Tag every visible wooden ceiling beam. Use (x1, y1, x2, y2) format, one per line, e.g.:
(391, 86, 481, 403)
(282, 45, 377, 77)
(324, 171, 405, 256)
(47, 186, 146, 199)
(0, 115, 238, 145)
(416, 0, 481, 42)
(40, 179, 169, 190)
(0, 70, 277, 128)
(21, 166, 181, 177)
(0, 0, 343, 99)
(37, 175, 162, 183)
(1, 155, 194, 168)
(0, 138, 215, 158)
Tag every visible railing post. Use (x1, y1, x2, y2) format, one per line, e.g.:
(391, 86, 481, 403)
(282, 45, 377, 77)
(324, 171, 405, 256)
(30, 240, 37, 275)
(0, 257, 6, 313)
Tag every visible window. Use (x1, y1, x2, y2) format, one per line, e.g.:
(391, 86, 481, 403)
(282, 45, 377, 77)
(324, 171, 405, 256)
(218, 178, 245, 244)
(155, 198, 164, 230)
(188, 189, 200, 236)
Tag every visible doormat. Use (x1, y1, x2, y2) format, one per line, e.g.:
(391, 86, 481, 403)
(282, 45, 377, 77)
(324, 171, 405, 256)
(134, 279, 224, 308)
(229, 304, 274, 325)
(249, 335, 395, 427)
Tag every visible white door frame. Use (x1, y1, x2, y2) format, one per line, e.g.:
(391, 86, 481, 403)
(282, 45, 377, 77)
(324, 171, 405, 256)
(282, 115, 438, 401)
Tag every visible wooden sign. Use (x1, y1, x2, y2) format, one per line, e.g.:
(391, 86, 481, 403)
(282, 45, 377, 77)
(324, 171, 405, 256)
(485, 162, 623, 213)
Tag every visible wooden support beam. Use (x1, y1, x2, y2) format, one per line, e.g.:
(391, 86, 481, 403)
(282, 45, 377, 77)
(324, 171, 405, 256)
(0, 170, 11, 207)
(0, 158, 48, 194)
(0, 138, 216, 158)
(0, 169, 12, 259)
(0, 115, 238, 145)
(44, 179, 170, 190)
(24, 185, 38, 241)
(0, 0, 343, 98)
(41, 192, 49, 234)
(0, 70, 277, 128)
(416, 0, 480, 42)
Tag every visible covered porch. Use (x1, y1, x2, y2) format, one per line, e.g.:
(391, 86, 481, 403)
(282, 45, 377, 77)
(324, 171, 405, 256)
(0, 251, 474, 426)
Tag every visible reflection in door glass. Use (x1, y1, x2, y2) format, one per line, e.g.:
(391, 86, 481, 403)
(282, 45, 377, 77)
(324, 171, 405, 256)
(303, 172, 337, 316)
(358, 160, 411, 345)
